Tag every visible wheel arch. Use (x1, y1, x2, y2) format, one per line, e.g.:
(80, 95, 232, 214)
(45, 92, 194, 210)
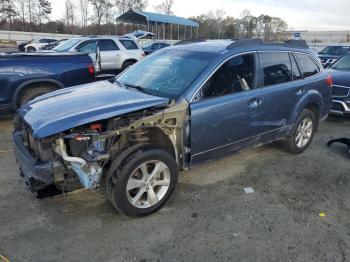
(122, 59, 137, 66)
(13, 79, 64, 106)
(290, 91, 323, 126)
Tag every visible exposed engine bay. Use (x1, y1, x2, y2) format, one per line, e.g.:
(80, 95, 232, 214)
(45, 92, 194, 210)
(14, 101, 189, 196)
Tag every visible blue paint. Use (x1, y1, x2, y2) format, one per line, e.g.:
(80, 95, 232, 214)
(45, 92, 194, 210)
(20, 80, 169, 138)
(0, 53, 95, 112)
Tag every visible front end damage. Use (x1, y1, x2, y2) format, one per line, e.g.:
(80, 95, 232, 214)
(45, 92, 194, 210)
(13, 101, 189, 196)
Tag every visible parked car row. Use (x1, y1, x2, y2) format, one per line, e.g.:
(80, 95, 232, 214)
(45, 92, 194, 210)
(11, 39, 334, 217)
(3, 36, 173, 114)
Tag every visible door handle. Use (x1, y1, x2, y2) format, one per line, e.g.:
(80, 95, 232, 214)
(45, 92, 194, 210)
(248, 98, 262, 108)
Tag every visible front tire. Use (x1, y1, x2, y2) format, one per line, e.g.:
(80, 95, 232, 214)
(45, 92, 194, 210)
(282, 109, 317, 154)
(26, 46, 36, 52)
(106, 146, 178, 217)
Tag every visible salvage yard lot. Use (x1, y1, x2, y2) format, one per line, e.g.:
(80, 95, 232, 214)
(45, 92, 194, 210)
(0, 117, 349, 262)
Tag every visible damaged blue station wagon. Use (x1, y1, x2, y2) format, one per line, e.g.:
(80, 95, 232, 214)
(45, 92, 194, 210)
(13, 39, 332, 217)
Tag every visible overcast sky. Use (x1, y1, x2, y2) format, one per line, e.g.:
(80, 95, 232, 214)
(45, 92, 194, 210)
(51, 0, 350, 31)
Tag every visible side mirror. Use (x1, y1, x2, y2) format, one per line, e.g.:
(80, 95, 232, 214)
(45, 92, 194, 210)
(95, 45, 102, 74)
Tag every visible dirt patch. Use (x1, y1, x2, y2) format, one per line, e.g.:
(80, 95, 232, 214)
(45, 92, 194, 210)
(0, 117, 349, 261)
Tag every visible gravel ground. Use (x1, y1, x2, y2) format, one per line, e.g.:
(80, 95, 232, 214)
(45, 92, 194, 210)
(0, 117, 349, 262)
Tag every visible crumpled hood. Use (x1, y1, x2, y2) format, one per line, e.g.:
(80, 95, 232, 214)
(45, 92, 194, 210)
(20, 81, 169, 138)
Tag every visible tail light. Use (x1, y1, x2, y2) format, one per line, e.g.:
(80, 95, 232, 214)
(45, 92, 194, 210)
(88, 65, 95, 75)
(325, 75, 333, 87)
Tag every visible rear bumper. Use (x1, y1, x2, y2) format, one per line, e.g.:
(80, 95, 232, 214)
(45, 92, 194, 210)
(13, 131, 57, 191)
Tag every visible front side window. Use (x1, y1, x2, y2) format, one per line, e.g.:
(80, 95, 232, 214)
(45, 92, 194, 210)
(119, 40, 139, 50)
(260, 52, 293, 86)
(77, 40, 97, 53)
(117, 49, 216, 99)
(295, 53, 320, 78)
(100, 39, 119, 51)
(331, 54, 350, 70)
(202, 54, 255, 99)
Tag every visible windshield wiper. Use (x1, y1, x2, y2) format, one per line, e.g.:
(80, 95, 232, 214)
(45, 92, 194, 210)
(123, 83, 152, 95)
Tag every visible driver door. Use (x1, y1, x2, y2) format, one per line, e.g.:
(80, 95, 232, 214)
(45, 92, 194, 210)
(190, 53, 265, 165)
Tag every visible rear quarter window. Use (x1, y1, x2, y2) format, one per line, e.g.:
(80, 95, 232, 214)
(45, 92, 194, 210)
(119, 40, 139, 50)
(295, 53, 320, 78)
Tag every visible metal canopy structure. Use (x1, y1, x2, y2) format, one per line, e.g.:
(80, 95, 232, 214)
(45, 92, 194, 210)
(116, 10, 199, 40)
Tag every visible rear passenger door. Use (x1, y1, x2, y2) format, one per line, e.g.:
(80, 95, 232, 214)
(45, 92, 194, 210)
(99, 39, 122, 71)
(257, 52, 303, 139)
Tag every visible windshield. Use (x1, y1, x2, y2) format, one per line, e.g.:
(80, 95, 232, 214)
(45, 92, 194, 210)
(320, 46, 349, 56)
(117, 49, 216, 99)
(142, 43, 153, 49)
(53, 39, 82, 52)
(331, 55, 350, 70)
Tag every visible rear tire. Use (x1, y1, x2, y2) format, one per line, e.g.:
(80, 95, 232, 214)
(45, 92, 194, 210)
(282, 109, 317, 154)
(106, 145, 178, 217)
(19, 86, 56, 107)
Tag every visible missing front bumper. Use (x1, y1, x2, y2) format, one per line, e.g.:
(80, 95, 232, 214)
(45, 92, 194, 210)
(13, 131, 65, 192)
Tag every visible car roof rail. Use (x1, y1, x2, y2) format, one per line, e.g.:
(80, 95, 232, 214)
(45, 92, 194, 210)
(174, 38, 207, 46)
(226, 39, 264, 49)
(226, 39, 309, 49)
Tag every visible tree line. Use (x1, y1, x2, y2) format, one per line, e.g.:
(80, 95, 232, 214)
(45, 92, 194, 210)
(191, 9, 289, 41)
(0, 0, 289, 41)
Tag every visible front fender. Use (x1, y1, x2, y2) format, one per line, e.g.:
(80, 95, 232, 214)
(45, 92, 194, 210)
(289, 90, 323, 125)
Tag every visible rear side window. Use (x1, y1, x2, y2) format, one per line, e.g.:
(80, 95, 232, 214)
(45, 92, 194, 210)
(260, 52, 292, 86)
(119, 40, 139, 50)
(100, 39, 119, 51)
(295, 53, 320, 78)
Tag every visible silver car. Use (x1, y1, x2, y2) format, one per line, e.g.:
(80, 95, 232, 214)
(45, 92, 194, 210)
(52, 36, 145, 72)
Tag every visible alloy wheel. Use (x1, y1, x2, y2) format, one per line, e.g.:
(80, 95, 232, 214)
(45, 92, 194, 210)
(295, 117, 313, 148)
(126, 160, 171, 209)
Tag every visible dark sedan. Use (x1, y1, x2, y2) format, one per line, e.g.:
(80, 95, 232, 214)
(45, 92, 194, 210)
(327, 54, 350, 116)
(142, 42, 170, 55)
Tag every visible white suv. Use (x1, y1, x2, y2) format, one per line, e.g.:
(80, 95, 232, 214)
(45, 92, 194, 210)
(52, 36, 145, 72)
